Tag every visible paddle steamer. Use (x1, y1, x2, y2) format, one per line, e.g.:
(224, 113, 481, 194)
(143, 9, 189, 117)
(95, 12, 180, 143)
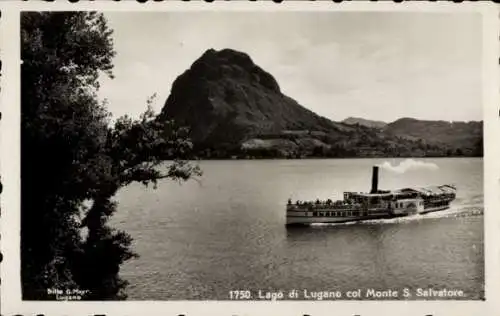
(286, 166, 456, 225)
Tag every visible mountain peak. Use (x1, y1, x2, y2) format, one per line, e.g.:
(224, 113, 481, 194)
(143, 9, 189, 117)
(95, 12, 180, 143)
(197, 48, 254, 67)
(158, 49, 482, 158)
(160, 48, 335, 144)
(188, 48, 281, 92)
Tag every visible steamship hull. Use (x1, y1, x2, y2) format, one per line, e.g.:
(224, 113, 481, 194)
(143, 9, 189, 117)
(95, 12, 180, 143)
(286, 212, 406, 225)
(419, 204, 452, 214)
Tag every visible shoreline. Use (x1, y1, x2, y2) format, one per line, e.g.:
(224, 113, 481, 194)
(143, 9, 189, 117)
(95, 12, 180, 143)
(169, 156, 484, 162)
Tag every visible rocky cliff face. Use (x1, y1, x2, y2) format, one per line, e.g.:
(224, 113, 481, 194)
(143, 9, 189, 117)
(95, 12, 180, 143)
(159, 48, 482, 158)
(159, 48, 347, 147)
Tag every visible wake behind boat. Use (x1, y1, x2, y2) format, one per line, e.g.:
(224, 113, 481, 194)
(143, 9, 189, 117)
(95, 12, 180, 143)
(286, 166, 456, 225)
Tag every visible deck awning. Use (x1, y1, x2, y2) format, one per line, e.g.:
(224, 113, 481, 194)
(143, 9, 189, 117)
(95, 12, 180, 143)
(399, 185, 456, 196)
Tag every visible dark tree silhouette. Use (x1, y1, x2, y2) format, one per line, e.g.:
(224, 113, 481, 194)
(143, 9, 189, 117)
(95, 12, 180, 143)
(21, 11, 200, 300)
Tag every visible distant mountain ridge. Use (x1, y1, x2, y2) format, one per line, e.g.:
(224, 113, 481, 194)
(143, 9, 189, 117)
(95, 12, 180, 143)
(384, 118, 482, 155)
(159, 48, 482, 158)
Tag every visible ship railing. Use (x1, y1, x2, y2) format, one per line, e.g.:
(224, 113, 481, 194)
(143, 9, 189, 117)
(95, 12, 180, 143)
(311, 204, 360, 209)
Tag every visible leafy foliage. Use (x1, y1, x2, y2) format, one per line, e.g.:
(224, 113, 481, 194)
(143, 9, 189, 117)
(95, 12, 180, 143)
(21, 12, 200, 300)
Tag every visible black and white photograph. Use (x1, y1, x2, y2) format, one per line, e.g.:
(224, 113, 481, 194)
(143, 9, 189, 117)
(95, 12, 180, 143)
(2, 2, 498, 315)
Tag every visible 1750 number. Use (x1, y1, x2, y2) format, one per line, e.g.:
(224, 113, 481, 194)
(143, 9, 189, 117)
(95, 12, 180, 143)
(229, 290, 252, 300)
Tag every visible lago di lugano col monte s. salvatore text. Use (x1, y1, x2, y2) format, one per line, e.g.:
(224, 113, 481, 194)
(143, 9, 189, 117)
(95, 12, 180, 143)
(228, 288, 466, 300)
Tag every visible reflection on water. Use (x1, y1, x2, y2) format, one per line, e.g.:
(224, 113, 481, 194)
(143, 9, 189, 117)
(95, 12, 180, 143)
(112, 158, 484, 300)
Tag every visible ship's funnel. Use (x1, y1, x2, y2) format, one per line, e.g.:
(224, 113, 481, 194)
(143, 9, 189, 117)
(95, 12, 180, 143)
(370, 166, 379, 193)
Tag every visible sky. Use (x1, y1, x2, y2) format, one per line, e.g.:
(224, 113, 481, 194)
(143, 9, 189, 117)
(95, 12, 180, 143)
(97, 11, 482, 123)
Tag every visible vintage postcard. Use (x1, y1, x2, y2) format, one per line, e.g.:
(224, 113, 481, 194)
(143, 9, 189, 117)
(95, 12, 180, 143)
(1, 1, 499, 316)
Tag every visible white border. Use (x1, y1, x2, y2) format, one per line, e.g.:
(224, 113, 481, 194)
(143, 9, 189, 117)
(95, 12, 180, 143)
(1, 1, 499, 316)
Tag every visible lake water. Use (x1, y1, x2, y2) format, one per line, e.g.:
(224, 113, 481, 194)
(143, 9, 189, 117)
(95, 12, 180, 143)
(112, 158, 484, 300)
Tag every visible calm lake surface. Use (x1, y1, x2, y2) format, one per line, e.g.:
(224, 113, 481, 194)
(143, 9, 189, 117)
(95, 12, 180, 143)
(112, 158, 484, 300)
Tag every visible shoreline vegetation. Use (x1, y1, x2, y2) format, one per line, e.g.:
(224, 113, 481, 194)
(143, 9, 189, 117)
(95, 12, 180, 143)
(175, 156, 483, 161)
(186, 140, 482, 160)
(21, 12, 201, 301)
(187, 151, 482, 160)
